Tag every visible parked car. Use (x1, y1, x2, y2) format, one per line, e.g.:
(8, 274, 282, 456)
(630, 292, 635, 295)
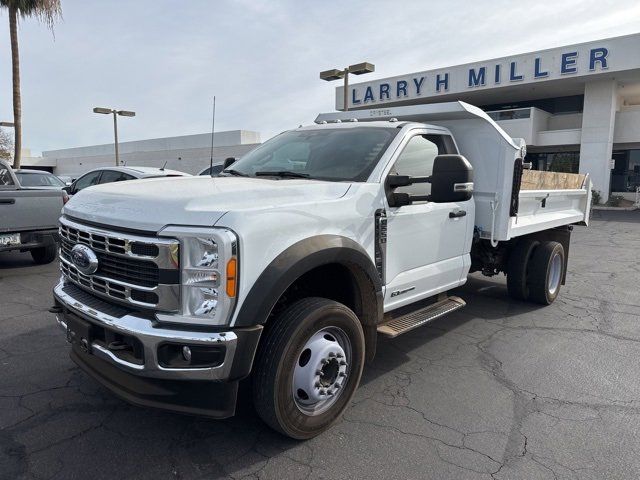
(52, 101, 592, 438)
(0, 159, 65, 264)
(199, 158, 237, 176)
(198, 164, 224, 176)
(64, 166, 191, 195)
(56, 175, 74, 186)
(14, 169, 67, 189)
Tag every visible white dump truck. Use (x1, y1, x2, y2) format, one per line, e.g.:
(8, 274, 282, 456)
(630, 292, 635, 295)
(52, 101, 591, 439)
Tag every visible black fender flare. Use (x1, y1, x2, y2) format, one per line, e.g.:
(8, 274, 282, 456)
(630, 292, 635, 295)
(233, 235, 383, 360)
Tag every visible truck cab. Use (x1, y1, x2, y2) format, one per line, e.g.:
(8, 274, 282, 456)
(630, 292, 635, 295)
(52, 102, 591, 439)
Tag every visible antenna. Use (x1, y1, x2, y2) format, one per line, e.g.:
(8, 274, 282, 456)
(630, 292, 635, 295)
(160, 160, 168, 171)
(209, 96, 216, 177)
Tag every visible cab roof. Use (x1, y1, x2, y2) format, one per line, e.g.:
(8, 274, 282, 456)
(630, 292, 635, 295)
(86, 166, 191, 178)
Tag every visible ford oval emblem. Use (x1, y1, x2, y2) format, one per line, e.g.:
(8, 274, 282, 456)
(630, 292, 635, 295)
(70, 244, 99, 275)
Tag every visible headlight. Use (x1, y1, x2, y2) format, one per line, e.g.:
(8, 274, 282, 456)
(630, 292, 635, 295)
(158, 226, 238, 326)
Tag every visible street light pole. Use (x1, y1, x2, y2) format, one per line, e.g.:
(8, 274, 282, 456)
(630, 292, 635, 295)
(93, 107, 136, 166)
(112, 111, 119, 166)
(343, 68, 349, 112)
(320, 62, 375, 112)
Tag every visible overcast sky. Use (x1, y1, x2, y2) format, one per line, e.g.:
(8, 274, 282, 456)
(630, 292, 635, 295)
(0, 0, 639, 154)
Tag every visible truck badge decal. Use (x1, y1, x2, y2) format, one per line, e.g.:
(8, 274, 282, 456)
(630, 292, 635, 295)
(390, 287, 415, 298)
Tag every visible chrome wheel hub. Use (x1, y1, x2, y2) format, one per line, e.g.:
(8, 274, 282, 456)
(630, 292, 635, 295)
(292, 327, 351, 416)
(548, 252, 562, 295)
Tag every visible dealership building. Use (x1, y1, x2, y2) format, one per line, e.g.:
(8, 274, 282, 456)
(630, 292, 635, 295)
(339, 33, 640, 202)
(23, 130, 261, 177)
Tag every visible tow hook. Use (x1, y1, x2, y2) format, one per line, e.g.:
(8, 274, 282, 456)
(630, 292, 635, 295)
(107, 341, 129, 351)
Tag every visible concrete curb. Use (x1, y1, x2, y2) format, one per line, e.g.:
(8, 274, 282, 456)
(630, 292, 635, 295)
(592, 205, 640, 211)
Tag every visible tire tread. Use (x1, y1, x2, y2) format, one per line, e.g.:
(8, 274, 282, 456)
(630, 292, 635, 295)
(507, 239, 539, 301)
(528, 241, 564, 305)
(252, 297, 362, 438)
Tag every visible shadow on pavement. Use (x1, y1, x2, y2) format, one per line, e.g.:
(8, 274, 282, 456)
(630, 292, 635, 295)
(0, 250, 55, 270)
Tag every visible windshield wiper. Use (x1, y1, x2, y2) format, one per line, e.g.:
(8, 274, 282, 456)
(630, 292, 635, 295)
(255, 170, 310, 179)
(221, 169, 249, 177)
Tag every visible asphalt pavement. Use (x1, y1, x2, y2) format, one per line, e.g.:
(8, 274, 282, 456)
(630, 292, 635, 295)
(1, 210, 640, 480)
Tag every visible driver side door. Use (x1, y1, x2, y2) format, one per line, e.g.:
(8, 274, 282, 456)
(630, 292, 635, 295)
(383, 131, 474, 311)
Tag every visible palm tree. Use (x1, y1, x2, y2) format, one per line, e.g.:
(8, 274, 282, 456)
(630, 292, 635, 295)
(0, 0, 61, 168)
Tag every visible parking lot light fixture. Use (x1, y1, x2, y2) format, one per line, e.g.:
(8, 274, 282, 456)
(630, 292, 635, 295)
(93, 107, 136, 166)
(320, 62, 375, 112)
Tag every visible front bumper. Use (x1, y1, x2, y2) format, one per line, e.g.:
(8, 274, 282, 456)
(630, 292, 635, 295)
(53, 280, 262, 418)
(0, 229, 57, 252)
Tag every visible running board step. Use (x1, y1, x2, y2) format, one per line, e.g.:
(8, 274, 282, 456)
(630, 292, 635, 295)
(377, 296, 466, 338)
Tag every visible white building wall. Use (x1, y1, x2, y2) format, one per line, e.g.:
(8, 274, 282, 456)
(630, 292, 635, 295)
(41, 130, 261, 177)
(537, 129, 581, 147)
(613, 107, 640, 143)
(579, 80, 618, 202)
(547, 113, 583, 130)
(50, 144, 259, 176)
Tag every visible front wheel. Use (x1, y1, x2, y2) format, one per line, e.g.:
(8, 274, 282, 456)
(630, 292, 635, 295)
(252, 297, 365, 439)
(30, 244, 57, 264)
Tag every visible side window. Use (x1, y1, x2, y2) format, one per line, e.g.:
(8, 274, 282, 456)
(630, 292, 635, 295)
(391, 134, 457, 196)
(73, 171, 102, 192)
(210, 165, 224, 176)
(0, 166, 15, 187)
(392, 136, 439, 196)
(200, 165, 224, 176)
(99, 170, 135, 184)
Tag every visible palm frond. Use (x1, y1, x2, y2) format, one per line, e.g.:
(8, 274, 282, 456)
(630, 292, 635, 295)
(0, 0, 62, 31)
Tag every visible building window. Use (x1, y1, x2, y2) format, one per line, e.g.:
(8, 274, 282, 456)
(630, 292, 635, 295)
(487, 108, 531, 121)
(526, 152, 579, 173)
(611, 150, 640, 192)
(481, 94, 584, 115)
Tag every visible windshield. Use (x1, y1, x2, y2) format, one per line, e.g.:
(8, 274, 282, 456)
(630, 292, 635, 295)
(224, 127, 398, 181)
(16, 172, 65, 187)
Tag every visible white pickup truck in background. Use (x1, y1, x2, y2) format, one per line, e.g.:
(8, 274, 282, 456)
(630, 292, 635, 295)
(52, 101, 591, 439)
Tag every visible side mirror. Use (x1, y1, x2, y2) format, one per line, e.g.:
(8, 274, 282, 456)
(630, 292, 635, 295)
(223, 157, 236, 169)
(62, 185, 71, 194)
(429, 155, 474, 203)
(385, 174, 431, 207)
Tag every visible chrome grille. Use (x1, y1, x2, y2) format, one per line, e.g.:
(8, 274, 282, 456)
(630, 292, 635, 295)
(60, 282, 130, 318)
(59, 238, 160, 287)
(58, 217, 180, 311)
(61, 259, 128, 301)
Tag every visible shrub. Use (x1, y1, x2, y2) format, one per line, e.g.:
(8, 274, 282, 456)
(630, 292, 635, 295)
(606, 195, 623, 207)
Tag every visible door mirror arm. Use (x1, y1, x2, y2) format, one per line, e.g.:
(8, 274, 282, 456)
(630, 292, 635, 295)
(387, 174, 431, 188)
(386, 174, 432, 207)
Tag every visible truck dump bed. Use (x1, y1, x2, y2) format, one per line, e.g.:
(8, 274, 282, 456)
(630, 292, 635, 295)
(316, 101, 591, 243)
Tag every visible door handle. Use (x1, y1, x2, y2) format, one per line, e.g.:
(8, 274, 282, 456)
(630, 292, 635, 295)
(449, 209, 466, 218)
(0, 198, 15, 205)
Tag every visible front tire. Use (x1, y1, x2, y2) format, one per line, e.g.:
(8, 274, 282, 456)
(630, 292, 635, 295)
(30, 244, 57, 264)
(252, 297, 365, 439)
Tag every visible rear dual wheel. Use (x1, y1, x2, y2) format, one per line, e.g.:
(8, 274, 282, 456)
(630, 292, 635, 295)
(252, 297, 365, 439)
(528, 242, 565, 305)
(507, 240, 565, 305)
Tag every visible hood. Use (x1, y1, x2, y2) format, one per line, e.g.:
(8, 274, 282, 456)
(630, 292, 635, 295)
(63, 176, 352, 232)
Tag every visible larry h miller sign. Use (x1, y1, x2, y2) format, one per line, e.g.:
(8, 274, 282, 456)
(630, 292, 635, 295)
(337, 34, 640, 109)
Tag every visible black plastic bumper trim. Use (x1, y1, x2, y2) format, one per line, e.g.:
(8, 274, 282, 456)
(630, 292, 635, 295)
(71, 347, 239, 419)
